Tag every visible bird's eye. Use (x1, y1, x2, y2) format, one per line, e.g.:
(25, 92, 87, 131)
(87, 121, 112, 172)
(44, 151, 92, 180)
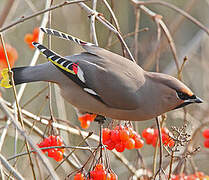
(176, 91, 195, 100)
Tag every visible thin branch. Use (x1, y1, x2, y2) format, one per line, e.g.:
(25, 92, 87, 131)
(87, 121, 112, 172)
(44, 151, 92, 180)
(131, 0, 209, 36)
(106, 27, 149, 48)
(154, 117, 165, 180)
(0, 101, 60, 180)
(90, 0, 98, 45)
(134, 7, 140, 63)
(142, 0, 198, 70)
(0, 34, 37, 180)
(102, 0, 120, 32)
(0, 154, 24, 180)
(8, 145, 95, 161)
(0, 0, 88, 32)
(78, 2, 136, 63)
(0, 0, 15, 28)
(138, 5, 180, 71)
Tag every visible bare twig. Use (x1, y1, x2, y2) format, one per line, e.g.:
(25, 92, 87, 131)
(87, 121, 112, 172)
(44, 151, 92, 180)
(142, 0, 198, 70)
(106, 27, 149, 48)
(138, 5, 180, 71)
(0, 153, 24, 180)
(102, 0, 120, 32)
(78, 2, 136, 62)
(154, 117, 165, 180)
(8, 145, 95, 161)
(0, 0, 15, 28)
(90, 0, 98, 45)
(0, 101, 60, 180)
(131, 0, 209, 36)
(134, 7, 140, 63)
(0, 0, 88, 32)
(0, 34, 37, 180)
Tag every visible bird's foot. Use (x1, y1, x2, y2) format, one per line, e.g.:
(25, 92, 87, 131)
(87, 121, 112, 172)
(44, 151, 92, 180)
(94, 115, 106, 124)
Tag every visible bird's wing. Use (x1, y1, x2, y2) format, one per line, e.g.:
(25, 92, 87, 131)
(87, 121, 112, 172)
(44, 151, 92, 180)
(32, 42, 105, 104)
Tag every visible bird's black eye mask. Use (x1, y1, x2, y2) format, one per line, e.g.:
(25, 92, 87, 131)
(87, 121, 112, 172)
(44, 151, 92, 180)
(176, 91, 196, 100)
(174, 91, 196, 109)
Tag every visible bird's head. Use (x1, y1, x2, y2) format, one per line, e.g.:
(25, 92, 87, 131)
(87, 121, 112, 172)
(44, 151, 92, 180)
(146, 72, 203, 113)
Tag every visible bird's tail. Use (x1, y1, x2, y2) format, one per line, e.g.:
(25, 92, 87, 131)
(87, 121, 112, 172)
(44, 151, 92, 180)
(40, 27, 94, 47)
(0, 68, 12, 88)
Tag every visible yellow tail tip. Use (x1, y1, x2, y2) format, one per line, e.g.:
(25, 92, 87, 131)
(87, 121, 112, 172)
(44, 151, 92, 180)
(0, 68, 12, 88)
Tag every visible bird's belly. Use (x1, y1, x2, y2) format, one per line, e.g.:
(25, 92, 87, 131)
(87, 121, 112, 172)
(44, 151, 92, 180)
(59, 81, 172, 121)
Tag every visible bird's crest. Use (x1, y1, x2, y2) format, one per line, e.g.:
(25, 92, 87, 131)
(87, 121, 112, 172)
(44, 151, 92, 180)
(0, 68, 12, 88)
(40, 27, 95, 47)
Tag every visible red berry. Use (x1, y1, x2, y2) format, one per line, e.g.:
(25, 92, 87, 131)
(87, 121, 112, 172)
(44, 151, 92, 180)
(95, 164, 104, 171)
(114, 125, 124, 131)
(102, 128, 111, 142)
(204, 139, 209, 148)
(111, 130, 120, 143)
(142, 128, 154, 139)
(33, 27, 40, 39)
(90, 170, 97, 179)
(104, 140, 115, 150)
(54, 151, 63, 162)
(168, 139, 175, 148)
(24, 34, 33, 44)
(43, 137, 51, 147)
(154, 129, 159, 136)
(119, 129, 130, 142)
(203, 129, 209, 139)
(95, 170, 106, 180)
(142, 128, 155, 144)
(110, 172, 118, 180)
(74, 172, 85, 180)
(195, 172, 204, 177)
(124, 138, 135, 150)
(152, 136, 158, 147)
(48, 149, 56, 158)
(80, 120, 91, 129)
(162, 133, 169, 146)
(115, 142, 125, 152)
(50, 135, 57, 146)
(106, 173, 111, 180)
(134, 138, 144, 149)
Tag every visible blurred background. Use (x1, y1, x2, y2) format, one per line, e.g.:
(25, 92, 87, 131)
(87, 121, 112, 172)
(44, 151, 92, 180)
(0, 0, 209, 179)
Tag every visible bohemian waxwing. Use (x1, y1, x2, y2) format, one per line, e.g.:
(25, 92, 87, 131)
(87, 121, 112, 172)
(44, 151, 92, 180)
(0, 28, 203, 121)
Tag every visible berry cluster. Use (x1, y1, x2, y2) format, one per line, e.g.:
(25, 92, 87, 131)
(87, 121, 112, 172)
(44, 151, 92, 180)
(102, 125, 144, 152)
(24, 27, 40, 49)
(203, 129, 209, 148)
(78, 114, 97, 129)
(74, 164, 117, 180)
(171, 172, 209, 180)
(37, 135, 65, 162)
(142, 127, 174, 147)
(0, 44, 18, 71)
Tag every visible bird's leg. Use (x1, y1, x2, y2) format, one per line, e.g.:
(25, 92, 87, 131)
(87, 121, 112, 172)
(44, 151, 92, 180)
(94, 115, 106, 161)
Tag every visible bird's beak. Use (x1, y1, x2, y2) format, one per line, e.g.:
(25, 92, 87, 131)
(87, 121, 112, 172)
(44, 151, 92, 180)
(174, 96, 203, 110)
(185, 96, 203, 104)
(194, 96, 203, 103)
